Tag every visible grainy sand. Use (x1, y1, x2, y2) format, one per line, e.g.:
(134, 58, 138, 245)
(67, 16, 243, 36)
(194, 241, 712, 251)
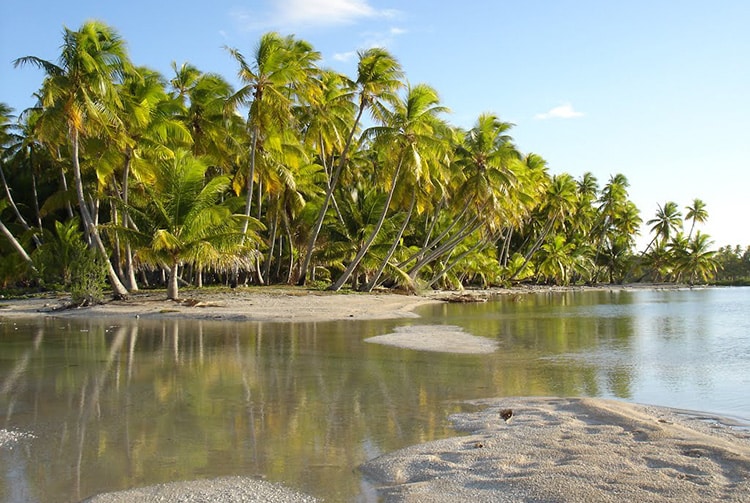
(362, 397, 750, 502)
(3, 286, 748, 502)
(0, 288, 441, 322)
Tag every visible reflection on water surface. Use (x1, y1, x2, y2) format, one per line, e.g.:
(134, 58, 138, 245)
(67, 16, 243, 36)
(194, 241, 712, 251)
(1, 287, 748, 502)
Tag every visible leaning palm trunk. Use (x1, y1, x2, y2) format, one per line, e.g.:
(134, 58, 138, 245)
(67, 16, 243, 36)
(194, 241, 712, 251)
(426, 237, 490, 289)
(0, 218, 38, 274)
(0, 163, 41, 247)
(121, 151, 138, 291)
(407, 215, 481, 281)
(70, 128, 130, 298)
(233, 127, 259, 287)
(362, 190, 416, 292)
(299, 105, 366, 285)
(508, 215, 557, 282)
(329, 161, 403, 291)
(398, 199, 471, 271)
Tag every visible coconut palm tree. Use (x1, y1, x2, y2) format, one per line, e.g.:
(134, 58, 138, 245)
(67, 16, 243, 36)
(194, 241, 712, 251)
(672, 231, 718, 284)
(407, 114, 520, 284)
(644, 201, 682, 253)
(685, 198, 708, 240)
(329, 83, 448, 291)
(226, 33, 321, 237)
(509, 172, 577, 282)
(298, 47, 404, 285)
(0, 103, 42, 247)
(537, 234, 576, 285)
(14, 20, 132, 297)
(119, 149, 261, 299)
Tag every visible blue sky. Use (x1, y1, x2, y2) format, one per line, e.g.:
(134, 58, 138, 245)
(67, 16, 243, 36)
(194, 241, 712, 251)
(2, 0, 749, 248)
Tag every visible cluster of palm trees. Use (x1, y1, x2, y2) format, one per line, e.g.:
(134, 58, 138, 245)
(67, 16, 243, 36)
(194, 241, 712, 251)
(639, 199, 720, 283)
(0, 21, 721, 299)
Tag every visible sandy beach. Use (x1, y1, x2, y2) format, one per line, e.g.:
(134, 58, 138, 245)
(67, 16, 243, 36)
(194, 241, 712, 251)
(2, 286, 748, 502)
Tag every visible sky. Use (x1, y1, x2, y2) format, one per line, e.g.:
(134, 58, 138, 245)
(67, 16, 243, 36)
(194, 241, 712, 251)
(1, 0, 749, 249)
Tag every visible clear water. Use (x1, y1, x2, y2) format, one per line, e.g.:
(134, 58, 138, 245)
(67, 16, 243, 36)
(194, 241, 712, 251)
(0, 287, 748, 502)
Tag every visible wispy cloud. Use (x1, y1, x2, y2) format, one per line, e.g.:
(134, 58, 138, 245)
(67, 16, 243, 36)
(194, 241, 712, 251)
(234, 0, 398, 31)
(534, 103, 584, 120)
(333, 50, 357, 62)
(332, 26, 407, 62)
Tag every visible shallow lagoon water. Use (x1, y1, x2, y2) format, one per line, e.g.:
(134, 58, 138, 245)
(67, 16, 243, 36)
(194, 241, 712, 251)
(1, 287, 748, 502)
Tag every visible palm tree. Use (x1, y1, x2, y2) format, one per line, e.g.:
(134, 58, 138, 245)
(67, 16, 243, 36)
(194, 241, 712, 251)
(644, 201, 682, 253)
(14, 20, 132, 297)
(537, 234, 576, 285)
(407, 114, 520, 284)
(330, 83, 448, 291)
(226, 33, 320, 239)
(112, 66, 194, 290)
(684, 198, 708, 240)
(510, 172, 577, 282)
(674, 231, 719, 284)
(120, 149, 260, 299)
(0, 103, 42, 247)
(298, 47, 404, 285)
(169, 63, 237, 164)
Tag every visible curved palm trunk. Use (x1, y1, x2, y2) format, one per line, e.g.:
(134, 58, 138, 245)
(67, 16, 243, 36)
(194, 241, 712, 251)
(329, 161, 403, 291)
(235, 127, 259, 286)
(508, 214, 557, 282)
(70, 128, 130, 298)
(29, 146, 43, 233)
(426, 238, 487, 289)
(363, 189, 416, 292)
(0, 163, 41, 247)
(298, 104, 366, 285)
(398, 199, 471, 270)
(0, 218, 37, 273)
(240, 127, 258, 237)
(407, 215, 481, 281)
(121, 151, 138, 291)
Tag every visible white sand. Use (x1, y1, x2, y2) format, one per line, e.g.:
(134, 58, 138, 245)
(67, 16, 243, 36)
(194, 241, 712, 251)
(365, 325, 499, 353)
(0, 289, 441, 322)
(81, 476, 319, 502)
(362, 397, 750, 502)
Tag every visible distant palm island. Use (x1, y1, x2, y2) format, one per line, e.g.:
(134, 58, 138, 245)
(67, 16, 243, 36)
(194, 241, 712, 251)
(1, 21, 748, 303)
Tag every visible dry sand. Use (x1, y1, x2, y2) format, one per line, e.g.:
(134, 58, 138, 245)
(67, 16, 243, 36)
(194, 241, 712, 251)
(2, 286, 748, 502)
(0, 288, 442, 322)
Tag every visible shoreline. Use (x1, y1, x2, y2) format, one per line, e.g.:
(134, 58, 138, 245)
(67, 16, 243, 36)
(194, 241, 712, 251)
(3, 284, 747, 502)
(0, 283, 708, 323)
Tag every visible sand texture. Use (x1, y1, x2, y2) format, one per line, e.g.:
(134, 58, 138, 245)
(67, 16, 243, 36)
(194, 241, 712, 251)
(0, 289, 441, 322)
(365, 324, 499, 353)
(81, 476, 319, 502)
(361, 397, 750, 502)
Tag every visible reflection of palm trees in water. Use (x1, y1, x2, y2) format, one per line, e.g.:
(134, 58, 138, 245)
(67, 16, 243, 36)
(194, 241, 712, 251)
(73, 325, 131, 500)
(1, 327, 44, 403)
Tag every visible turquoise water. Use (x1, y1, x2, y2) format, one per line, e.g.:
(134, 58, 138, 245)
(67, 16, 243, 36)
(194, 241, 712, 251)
(0, 287, 748, 501)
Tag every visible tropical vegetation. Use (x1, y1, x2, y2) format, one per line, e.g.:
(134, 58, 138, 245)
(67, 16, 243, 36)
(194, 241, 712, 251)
(0, 21, 735, 300)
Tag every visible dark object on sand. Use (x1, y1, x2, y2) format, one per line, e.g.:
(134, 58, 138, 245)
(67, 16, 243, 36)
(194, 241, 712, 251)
(500, 408, 513, 422)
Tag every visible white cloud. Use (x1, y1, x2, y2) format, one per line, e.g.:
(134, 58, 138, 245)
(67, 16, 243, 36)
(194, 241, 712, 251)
(333, 50, 357, 62)
(534, 103, 584, 120)
(235, 0, 397, 31)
